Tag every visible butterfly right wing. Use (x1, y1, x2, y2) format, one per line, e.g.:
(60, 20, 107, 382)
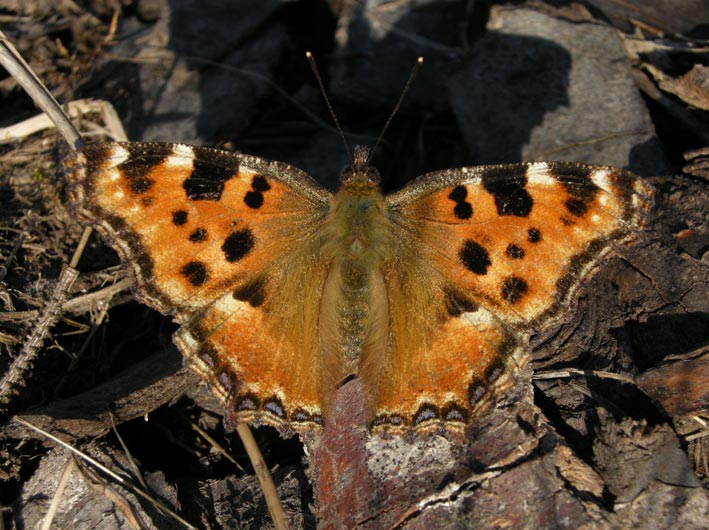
(368, 162, 652, 433)
(65, 142, 334, 433)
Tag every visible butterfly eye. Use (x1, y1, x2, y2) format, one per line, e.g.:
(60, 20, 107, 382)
(340, 166, 355, 182)
(340, 165, 381, 186)
(365, 167, 381, 184)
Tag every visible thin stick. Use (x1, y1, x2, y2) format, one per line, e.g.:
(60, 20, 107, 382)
(236, 423, 290, 530)
(0, 30, 83, 149)
(306, 51, 353, 166)
(0, 265, 79, 408)
(0, 32, 92, 410)
(75, 457, 148, 530)
(532, 368, 634, 384)
(40, 457, 76, 530)
(368, 56, 423, 165)
(110, 411, 150, 491)
(178, 410, 246, 473)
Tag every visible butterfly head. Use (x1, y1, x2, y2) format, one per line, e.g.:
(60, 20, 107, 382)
(340, 145, 381, 193)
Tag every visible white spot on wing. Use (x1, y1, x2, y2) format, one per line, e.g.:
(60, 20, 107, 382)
(172, 144, 194, 157)
(215, 293, 248, 315)
(590, 168, 612, 192)
(108, 145, 130, 181)
(460, 306, 496, 330)
(166, 144, 195, 169)
(111, 144, 130, 164)
(526, 163, 555, 185)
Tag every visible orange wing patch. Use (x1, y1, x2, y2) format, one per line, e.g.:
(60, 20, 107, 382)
(65, 143, 328, 315)
(372, 305, 525, 433)
(372, 162, 653, 433)
(390, 162, 653, 329)
(175, 292, 325, 434)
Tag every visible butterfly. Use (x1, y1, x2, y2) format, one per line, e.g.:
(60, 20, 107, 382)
(63, 140, 653, 436)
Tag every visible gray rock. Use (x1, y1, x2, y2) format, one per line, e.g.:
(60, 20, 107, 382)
(447, 6, 671, 175)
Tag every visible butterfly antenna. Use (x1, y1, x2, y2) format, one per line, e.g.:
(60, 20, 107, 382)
(306, 51, 354, 167)
(368, 56, 423, 166)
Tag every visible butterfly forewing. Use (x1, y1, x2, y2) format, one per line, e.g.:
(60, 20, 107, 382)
(387, 162, 652, 328)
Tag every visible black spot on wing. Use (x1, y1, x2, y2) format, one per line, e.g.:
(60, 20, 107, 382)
(172, 210, 188, 226)
(557, 172, 600, 201)
(454, 202, 473, 219)
(118, 144, 167, 195)
(189, 227, 207, 242)
(448, 185, 467, 202)
(482, 172, 533, 217)
(444, 289, 478, 317)
(459, 240, 491, 275)
(448, 185, 473, 219)
(222, 229, 254, 262)
(183, 150, 239, 201)
(557, 172, 599, 218)
(243, 175, 272, 209)
(506, 243, 525, 259)
(244, 190, 265, 209)
(180, 261, 208, 286)
(233, 278, 266, 307)
(528, 227, 541, 243)
(501, 276, 528, 303)
(565, 198, 587, 217)
(251, 175, 271, 192)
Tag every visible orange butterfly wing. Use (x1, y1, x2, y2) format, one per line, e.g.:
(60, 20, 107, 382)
(65, 142, 333, 433)
(368, 162, 653, 432)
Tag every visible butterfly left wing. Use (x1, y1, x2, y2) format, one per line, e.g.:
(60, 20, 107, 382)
(64, 142, 335, 434)
(368, 162, 653, 433)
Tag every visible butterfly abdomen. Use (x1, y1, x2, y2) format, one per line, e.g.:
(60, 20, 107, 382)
(318, 185, 395, 390)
